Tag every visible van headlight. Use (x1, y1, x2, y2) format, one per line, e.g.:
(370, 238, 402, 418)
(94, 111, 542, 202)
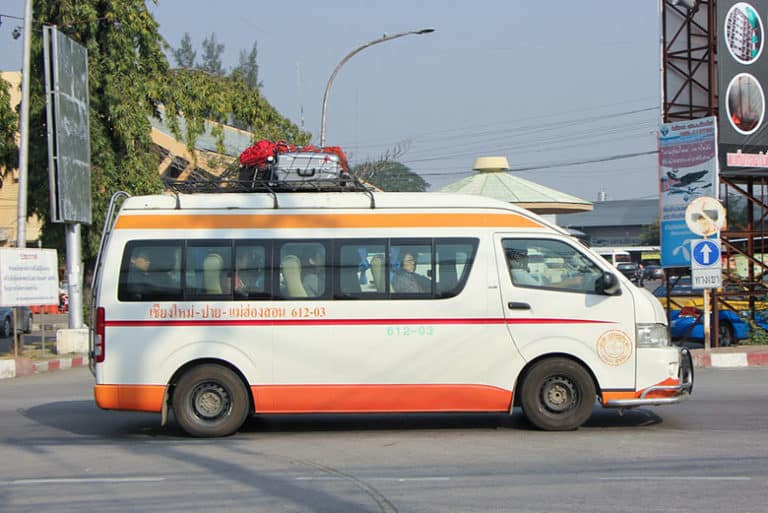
(637, 323, 670, 347)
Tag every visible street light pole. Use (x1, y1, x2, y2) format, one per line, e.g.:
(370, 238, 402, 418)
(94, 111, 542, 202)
(319, 28, 434, 146)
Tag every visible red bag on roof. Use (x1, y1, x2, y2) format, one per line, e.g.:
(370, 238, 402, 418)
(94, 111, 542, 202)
(239, 140, 277, 167)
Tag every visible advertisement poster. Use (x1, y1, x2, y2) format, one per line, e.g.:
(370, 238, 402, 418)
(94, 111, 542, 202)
(658, 116, 718, 267)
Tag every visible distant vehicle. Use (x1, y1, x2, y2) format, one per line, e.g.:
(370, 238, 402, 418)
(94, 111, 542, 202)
(616, 262, 643, 284)
(652, 277, 750, 346)
(596, 248, 632, 266)
(644, 264, 664, 280)
(0, 306, 33, 338)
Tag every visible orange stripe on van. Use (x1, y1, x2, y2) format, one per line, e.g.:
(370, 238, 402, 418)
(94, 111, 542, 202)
(114, 212, 543, 230)
(94, 384, 165, 412)
(251, 384, 513, 413)
(601, 377, 681, 404)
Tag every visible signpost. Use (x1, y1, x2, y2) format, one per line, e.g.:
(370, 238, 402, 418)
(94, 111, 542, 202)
(685, 197, 726, 350)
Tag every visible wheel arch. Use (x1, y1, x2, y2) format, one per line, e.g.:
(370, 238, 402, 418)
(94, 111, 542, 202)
(513, 352, 601, 407)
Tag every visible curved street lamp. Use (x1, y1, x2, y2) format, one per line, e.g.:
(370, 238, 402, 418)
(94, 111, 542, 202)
(319, 28, 435, 146)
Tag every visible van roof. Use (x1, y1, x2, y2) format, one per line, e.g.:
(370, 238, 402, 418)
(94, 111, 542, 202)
(119, 191, 567, 234)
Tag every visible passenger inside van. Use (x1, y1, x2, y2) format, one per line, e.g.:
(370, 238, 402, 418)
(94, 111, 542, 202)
(392, 251, 431, 293)
(506, 249, 542, 287)
(234, 248, 264, 297)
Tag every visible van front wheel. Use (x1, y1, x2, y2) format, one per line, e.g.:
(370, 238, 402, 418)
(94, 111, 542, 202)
(520, 358, 596, 431)
(172, 364, 249, 437)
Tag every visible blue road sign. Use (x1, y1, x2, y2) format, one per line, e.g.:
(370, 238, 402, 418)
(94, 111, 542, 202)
(691, 239, 720, 268)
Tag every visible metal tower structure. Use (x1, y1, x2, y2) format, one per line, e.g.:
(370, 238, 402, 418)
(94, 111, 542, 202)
(662, 0, 768, 346)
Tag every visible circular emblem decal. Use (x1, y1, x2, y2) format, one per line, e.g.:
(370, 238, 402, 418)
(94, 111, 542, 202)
(597, 330, 633, 366)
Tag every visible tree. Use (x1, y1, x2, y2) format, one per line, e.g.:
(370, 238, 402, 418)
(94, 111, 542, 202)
(173, 32, 196, 68)
(639, 219, 659, 245)
(232, 41, 262, 89)
(0, 77, 18, 175)
(200, 33, 225, 76)
(24, 1, 309, 264)
(352, 161, 429, 192)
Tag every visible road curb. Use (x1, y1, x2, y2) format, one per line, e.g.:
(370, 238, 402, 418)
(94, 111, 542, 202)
(690, 348, 768, 368)
(0, 354, 87, 380)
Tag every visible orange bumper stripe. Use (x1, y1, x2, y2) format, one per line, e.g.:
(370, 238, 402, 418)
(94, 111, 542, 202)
(94, 384, 166, 412)
(601, 377, 681, 405)
(251, 384, 513, 413)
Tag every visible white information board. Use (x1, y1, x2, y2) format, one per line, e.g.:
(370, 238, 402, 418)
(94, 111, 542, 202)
(0, 248, 59, 306)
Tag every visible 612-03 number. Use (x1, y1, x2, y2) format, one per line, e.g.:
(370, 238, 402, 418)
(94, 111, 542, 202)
(386, 326, 434, 337)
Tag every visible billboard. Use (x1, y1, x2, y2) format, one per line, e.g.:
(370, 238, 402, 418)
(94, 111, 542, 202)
(659, 117, 719, 267)
(43, 26, 92, 224)
(717, 1, 768, 170)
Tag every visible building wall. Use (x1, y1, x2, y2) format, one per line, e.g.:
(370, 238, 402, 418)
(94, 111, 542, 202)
(1, 71, 43, 247)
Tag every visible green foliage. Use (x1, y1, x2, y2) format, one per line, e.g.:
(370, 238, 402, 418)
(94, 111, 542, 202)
(639, 218, 660, 245)
(200, 33, 224, 76)
(24, 0, 309, 266)
(352, 160, 429, 192)
(0, 77, 18, 173)
(173, 33, 196, 68)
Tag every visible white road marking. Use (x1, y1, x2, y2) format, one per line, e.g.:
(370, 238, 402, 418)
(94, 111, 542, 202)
(295, 476, 451, 482)
(599, 476, 750, 481)
(0, 477, 167, 486)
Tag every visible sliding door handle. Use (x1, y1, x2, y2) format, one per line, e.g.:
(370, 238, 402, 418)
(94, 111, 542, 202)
(507, 301, 531, 310)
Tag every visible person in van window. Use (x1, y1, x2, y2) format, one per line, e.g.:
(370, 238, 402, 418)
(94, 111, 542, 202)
(507, 248, 541, 287)
(302, 246, 325, 297)
(392, 251, 431, 293)
(234, 249, 264, 296)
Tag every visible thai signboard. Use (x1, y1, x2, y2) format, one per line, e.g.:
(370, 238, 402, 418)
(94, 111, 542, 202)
(658, 116, 719, 267)
(0, 248, 59, 307)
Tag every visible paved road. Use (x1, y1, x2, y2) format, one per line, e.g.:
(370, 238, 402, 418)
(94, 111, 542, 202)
(0, 367, 766, 513)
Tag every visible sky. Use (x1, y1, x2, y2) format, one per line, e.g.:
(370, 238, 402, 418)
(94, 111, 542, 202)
(0, 0, 664, 202)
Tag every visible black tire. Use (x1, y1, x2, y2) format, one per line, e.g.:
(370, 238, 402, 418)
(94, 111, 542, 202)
(172, 364, 250, 437)
(718, 322, 734, 347)
(2, 317, 11, 338)
(520, 358, 596, 431)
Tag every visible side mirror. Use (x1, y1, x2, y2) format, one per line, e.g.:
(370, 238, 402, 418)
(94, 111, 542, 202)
(597, 271, 621, 296)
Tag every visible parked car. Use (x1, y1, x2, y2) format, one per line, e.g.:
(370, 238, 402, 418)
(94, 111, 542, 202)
(616, 262, 643, 284)
(652, 277, 753, 346)
(0, 306, 33, 338)
(643, 264, 664, 280)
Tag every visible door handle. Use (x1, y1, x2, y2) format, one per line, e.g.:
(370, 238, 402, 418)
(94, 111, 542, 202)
(507, 301, 531, 310)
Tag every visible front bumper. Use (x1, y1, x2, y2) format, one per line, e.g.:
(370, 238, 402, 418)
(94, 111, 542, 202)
(604, 348, 694, 408)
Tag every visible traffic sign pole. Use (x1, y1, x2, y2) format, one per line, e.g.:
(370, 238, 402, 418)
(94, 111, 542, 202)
(703, 289, 710, 351)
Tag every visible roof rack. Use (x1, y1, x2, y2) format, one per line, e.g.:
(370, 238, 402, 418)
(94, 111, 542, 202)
(163, 161, 376, 209)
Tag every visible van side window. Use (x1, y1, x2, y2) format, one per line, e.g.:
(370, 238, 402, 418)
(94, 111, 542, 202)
(234, 243, 267, 299)
(187, 243, 232, 298)
(502, 239, 603, 294)
(336, 242, 386, 297)
(279, 242, 328, 298)
(118, 241, 182, 301)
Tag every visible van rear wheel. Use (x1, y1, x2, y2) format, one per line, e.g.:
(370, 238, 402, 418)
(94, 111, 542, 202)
(520, 358, 596, 431)
(172, 364, 249, 437)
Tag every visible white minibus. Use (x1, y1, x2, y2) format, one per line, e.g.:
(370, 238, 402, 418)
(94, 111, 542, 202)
(90, 191, 692, 437)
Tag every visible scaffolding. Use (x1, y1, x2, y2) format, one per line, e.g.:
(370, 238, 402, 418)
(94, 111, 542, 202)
(662, 0, 768, 346)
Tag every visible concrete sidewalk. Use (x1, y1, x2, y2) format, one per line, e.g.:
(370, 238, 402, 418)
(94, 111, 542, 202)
(0, 354, 88, 379)
(690, 344, 768, 368)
